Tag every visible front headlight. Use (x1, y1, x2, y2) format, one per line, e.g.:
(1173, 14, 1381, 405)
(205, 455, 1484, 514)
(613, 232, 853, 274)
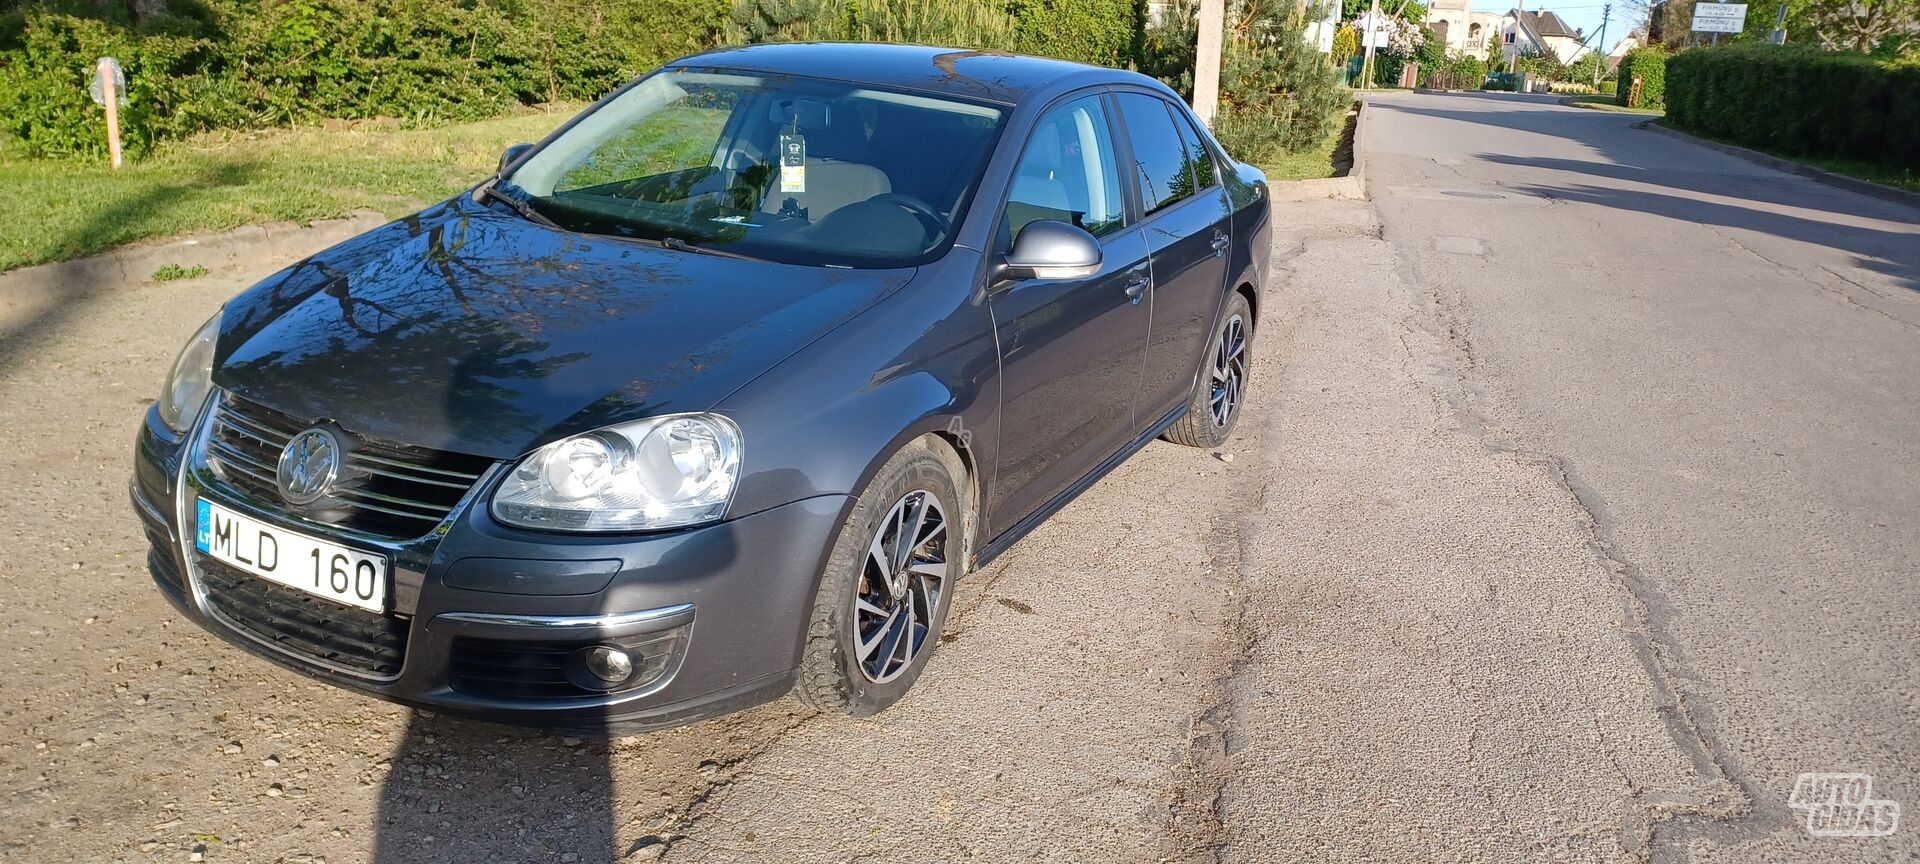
(157, 312, 221, 432)
(491, 414, 743, 532)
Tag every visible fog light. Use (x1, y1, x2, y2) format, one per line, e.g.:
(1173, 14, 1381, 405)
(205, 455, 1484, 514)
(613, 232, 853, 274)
(577, 645, 635, 687)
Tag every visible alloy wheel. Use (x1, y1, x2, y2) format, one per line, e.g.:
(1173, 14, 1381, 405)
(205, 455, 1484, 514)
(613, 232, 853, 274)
(1210, 313, 1247, 428)
(852, 489, 950, 684)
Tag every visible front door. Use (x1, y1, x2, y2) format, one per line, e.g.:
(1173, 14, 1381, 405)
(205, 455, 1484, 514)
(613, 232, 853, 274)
(1113, 92, 1233, 421)
(987, 93, 1148, 533)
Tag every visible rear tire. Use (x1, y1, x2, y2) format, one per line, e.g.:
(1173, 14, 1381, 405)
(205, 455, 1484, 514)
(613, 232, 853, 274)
(1165, 292, 1253, 448)
(793, 438, 970, 716)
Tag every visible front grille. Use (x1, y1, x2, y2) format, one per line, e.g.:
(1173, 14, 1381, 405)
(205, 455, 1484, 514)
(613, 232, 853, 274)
(200, 557, 408, 678)
(205, 394, 492, 540)
(450, 639, 586, 700)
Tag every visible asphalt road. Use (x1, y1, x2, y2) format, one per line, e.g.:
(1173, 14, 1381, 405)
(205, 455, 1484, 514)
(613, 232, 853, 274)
(1, 92, 1914, 863)
(1358, 91, 1919, 862)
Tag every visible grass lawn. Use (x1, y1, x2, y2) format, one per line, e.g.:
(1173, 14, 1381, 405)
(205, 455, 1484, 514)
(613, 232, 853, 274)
(1566, 95, 1663, 115)
(1261, 104, 1357, 181)
(0, 106, 579, 273)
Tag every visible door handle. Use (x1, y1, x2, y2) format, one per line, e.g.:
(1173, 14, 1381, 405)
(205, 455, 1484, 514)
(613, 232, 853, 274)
(1123, 270, 1149, 304)
(1210, 231, 1229, 257)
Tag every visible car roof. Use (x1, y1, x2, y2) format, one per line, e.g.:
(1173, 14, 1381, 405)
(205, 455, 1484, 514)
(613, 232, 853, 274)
(666, 42, 1150, 106)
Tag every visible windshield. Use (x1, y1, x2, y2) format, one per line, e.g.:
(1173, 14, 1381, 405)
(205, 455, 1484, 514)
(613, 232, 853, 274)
(502, 70, 1008, 268)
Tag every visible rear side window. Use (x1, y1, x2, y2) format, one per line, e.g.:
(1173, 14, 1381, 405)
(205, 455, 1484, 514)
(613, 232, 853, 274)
(1114, 92, 1195, 216)
(1002, 95, 1127, 244)
(1170, 104, 1218, 192)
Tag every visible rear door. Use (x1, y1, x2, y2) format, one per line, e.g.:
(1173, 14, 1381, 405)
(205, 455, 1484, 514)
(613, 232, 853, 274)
(986, 93, 1151, 533)
(1112, 92, 1234, 422)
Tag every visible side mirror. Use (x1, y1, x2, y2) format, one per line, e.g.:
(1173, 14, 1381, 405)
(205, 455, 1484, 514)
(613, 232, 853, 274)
(998, 220, 1103, 282)
(498, 142, 534, 176)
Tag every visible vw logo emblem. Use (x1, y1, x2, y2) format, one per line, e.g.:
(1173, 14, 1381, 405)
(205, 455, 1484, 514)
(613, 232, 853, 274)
(277, 428, 342, 505)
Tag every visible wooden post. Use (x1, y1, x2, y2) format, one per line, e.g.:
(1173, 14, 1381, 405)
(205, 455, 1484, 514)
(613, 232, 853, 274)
(99, 58, 123, 170)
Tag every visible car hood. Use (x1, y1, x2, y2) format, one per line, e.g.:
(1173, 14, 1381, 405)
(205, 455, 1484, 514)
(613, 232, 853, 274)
(213, 196, 914, 459)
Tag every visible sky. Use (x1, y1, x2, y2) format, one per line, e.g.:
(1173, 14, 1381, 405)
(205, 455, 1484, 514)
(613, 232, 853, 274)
(1491, 0, 1638, 54)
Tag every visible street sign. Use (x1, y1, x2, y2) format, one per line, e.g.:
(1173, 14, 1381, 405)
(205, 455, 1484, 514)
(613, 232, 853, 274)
(88, 56, 128, 107)
(1691, 2, 1748, 33)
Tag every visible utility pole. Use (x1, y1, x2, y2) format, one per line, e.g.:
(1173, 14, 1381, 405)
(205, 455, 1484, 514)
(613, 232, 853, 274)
(1593, 3, 1611, 86)
(1511, 0, 1525, 73)
(1193, 0, 1225, 126)
(1360, 0, 1381, 89)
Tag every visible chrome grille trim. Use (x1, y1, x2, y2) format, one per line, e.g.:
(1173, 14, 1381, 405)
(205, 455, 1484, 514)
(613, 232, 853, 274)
(175, 393, 510, 684)
(203, 393, 494, 541)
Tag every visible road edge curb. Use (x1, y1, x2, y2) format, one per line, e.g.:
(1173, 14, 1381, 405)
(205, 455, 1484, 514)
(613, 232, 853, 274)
(1636, 120, 1920, 212)
(1267, 99, 1370, 202)
(0, 209, 393, 298)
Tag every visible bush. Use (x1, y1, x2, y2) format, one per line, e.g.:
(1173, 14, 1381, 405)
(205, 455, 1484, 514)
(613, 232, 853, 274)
(736, 0, 1135, 67)
(1369, 47, 1409, 87)
(0, 10, 219, 157)
(1614, 45, 1667, 108)
(1410, 26, 1444, 84)
(0, 0, 732, 158)
(1331, 25, 1358, 68)
(1211, 0, 1350, 161)
(1425, 53, 1486, 90)
(1598, 79, 1617, 95)
(1009, 0, 1139, 66)
(735, 0, 1020, 52)
(1666, 44, 1920, 170)
(1514, 48, 1564, 82)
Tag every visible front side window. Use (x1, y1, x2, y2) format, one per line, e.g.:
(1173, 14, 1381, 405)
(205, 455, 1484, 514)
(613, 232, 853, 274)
(1002, 95, 1127, 245)
(503, 70, 1007, 268)
(1115, 92, 1197, 216)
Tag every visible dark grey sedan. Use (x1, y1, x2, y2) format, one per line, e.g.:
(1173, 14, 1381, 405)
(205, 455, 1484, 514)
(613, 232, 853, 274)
(131, 43, 1271, 731)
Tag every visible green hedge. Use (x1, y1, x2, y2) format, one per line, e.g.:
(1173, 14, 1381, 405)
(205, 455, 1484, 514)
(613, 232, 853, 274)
(0, 0, 731, 158)
(1614, 46, 1667, 108)
(1425, 54, 1487, 90)
(1009, 0, 1139, 66)
(1666, 44, 1920, 170)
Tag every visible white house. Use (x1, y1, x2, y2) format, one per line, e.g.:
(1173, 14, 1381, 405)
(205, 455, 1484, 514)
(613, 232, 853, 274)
(1501, 8, 1590, 65)
(1425, 0, 1507, 59)
(1606, 31, 1644, 69)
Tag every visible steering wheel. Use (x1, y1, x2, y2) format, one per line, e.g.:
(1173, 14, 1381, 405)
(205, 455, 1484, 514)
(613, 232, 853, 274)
(871, 192, 949, 238)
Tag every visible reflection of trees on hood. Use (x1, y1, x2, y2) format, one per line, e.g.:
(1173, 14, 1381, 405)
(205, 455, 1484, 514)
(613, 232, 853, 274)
(224, 314, 588, 447)
(218, 200, 703, 448)
(215, 195, 904, 455)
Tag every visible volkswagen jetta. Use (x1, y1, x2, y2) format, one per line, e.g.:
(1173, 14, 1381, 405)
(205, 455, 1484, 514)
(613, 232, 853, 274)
(131, 43, 1271, 731)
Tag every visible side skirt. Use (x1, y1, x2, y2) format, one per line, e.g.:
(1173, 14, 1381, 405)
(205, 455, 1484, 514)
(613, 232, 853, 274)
(973, 403, 1188, 568)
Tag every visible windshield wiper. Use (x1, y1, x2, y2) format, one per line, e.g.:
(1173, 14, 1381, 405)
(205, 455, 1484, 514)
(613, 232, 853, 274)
(655, 235, 759, 261)
(476, 181, 561, 230)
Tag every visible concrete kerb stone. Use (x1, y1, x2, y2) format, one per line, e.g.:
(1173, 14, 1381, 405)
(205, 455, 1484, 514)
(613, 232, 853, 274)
(0, 209, 391, 300)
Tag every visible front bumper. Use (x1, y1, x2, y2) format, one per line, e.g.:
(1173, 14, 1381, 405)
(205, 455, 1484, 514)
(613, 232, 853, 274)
(132, 403, 846, 733)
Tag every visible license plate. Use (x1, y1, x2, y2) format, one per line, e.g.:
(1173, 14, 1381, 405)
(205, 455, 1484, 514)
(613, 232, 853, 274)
(195, 498, 389, 612)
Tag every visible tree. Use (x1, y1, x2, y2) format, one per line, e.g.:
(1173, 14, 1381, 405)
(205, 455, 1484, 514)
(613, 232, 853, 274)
(1801, 0, 1920, 52)
(1214, 0, 1351, 158)
(1333, 23, 1361, 65)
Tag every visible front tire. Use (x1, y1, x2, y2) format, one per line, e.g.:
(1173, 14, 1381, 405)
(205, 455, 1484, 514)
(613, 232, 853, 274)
(1165, 292, 1253, 448)
(793, 438, 970, 716)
